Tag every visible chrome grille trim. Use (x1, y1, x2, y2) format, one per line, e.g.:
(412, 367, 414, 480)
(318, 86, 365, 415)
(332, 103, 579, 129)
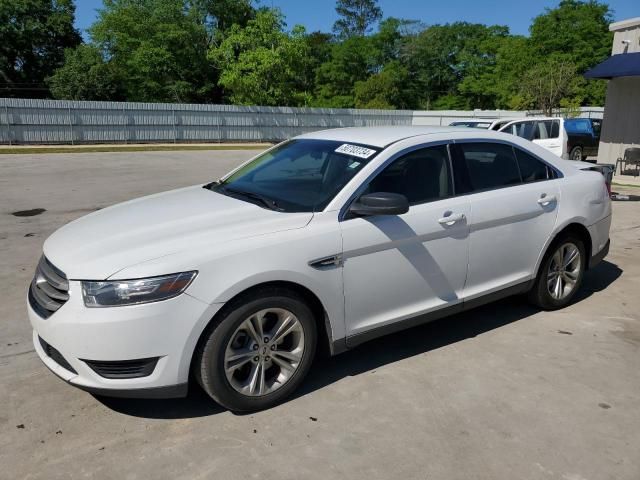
(36, 278, 69, 301)
(37, 256, 68, 290)
(29, 256, 69, 319)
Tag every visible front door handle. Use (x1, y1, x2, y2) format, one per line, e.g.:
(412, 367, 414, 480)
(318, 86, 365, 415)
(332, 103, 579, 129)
(438, 212, 465, 225)
(537, 194, 557, 206)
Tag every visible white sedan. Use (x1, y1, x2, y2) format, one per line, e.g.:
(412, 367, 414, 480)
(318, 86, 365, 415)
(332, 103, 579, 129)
(28, 126, 612, 411)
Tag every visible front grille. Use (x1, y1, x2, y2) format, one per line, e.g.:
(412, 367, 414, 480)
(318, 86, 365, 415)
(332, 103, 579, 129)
(39, 336, 77, 374)
(29, 256, 69, 319)
(83, 358, 159, 379)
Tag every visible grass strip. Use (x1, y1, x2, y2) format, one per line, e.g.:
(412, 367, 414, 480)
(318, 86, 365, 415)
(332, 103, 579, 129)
(0, 145, 270, 154)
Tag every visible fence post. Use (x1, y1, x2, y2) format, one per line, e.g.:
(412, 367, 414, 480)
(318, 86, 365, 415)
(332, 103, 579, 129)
(68, 106, 74, 145)
(292, 108, 297, 140)
(172, 108, 177, 144)
(3, 104, 12, 146)
(122, 104, 128, 144)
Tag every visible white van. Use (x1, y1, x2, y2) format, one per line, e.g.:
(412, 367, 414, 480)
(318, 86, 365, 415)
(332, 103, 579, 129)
(498, 117, 569, 159)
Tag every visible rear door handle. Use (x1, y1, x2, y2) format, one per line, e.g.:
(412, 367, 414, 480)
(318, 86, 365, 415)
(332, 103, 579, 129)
(537, 194, 557, 206)
(438, 212, 465, 225)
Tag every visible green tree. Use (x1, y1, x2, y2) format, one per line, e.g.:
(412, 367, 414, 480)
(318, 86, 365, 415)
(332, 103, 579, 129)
(458, 35, 536, 110)
(519, 56, 579, 115)
(0, 0, 81, 98)
(354, 60, 415, 109)
(404, 22, 510, 109)
(208, 9, 311, 106)
(85, 0, 213, 103)
(333, 0, 382, 39)
(370, 17, 418, 69)
(190, 0, 254, 33)
(313, 35, 375, 107)
(313, 17, 415, 108)
(49, 45, 124, 100)
(530, 0, 612, 72)
(302, 31, 334, 99)
(530, 0, 612, 105)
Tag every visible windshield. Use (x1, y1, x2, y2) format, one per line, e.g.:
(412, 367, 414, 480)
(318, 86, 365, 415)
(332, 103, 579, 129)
(211, 139, 380, 212)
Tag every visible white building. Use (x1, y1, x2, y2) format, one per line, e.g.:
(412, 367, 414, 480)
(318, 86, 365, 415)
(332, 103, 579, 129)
(585, 17, 640, 168)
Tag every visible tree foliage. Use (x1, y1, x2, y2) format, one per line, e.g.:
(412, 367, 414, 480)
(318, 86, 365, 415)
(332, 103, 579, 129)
(333, 0, 382, 39)
(2, 0, 612, 111)
(530, 0, 612, 73)
(208, 9, 311, 106)
(49, 44, 123, 100)
(404, 22, 510, 109)
(0, 0, 81, 97)
(354, 61, 414, 109)
(314, 35, 375, 107)
(519, 56, 579, 115)
(87, 0, 214, 103)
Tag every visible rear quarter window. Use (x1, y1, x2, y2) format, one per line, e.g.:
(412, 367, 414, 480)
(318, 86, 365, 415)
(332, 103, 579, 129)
(514, 148, 554, 183)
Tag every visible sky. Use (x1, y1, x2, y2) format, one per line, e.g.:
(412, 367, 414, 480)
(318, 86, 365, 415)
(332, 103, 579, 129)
(73, 0, 639, 38)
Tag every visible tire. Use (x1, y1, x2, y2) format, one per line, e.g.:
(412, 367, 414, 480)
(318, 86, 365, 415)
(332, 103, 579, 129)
(570, 146, 583, 161)
(194, 287, 317, 412)
(528, 234, 586, 310)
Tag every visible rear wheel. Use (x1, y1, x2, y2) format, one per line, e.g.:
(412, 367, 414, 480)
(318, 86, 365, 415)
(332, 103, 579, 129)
(194, 288, 317, 412)
(570, 146, 583, 161)
(529, 235, 586, 310)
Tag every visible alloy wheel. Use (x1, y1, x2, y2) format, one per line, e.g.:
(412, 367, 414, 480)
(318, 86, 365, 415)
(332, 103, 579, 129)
(547, 242, 581, 300)
(223, 308, 305, 396)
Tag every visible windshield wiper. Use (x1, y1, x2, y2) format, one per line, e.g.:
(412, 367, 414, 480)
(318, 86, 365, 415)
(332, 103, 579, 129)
(218, 185, 284, 211)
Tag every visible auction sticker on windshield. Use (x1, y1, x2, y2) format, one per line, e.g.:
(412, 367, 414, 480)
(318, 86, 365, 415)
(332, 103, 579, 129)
(335, 144, 377, 159)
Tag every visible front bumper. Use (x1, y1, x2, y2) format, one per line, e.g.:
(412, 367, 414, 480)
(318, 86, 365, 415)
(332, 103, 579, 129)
(28, 280, 222, 398)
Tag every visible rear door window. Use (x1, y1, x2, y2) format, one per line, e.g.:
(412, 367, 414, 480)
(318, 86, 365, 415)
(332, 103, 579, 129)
(533, 120, 560, 140)
(453, 143, 522, 194)
(507, 121, 536, 140)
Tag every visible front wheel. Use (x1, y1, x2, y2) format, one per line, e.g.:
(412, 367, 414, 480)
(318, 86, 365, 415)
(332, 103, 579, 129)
(194, 288, 317, 412)
(529, 235, 586, 310)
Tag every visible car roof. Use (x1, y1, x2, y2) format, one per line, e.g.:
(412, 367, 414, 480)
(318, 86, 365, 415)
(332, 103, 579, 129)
(491, 117, 527, 124)
(505, 117, 558, 123)
(294, 126, 464, 148)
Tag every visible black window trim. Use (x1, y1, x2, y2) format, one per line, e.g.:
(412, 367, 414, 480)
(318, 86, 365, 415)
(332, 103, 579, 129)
(338, 138, 563, 221)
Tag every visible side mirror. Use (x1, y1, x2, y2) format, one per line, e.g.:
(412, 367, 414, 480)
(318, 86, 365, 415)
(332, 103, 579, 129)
(349, 192, 409, 217)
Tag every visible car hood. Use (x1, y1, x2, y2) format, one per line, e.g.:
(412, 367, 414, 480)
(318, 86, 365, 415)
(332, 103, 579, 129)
(43, 185, 313, 279)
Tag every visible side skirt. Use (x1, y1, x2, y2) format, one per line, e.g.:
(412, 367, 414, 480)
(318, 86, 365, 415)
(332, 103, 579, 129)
(333, 281, 531, 352)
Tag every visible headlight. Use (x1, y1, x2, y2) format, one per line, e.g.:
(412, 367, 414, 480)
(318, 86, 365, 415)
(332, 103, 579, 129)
(82, 271, 197, 307)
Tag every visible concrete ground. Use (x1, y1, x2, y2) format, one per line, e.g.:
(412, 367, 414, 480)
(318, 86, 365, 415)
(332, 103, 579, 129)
(1, 150, 639, 480)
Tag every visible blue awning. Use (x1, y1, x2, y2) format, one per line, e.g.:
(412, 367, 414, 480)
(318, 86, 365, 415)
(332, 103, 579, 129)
(584, 52, 640, 79)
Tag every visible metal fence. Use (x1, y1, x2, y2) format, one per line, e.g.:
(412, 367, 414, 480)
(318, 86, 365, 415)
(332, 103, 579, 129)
(0, 98, 604, 145)
(0, 98, 416, 145)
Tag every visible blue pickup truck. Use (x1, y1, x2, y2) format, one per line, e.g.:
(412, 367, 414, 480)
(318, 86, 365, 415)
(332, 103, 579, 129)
(564, 118, 602, 162)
